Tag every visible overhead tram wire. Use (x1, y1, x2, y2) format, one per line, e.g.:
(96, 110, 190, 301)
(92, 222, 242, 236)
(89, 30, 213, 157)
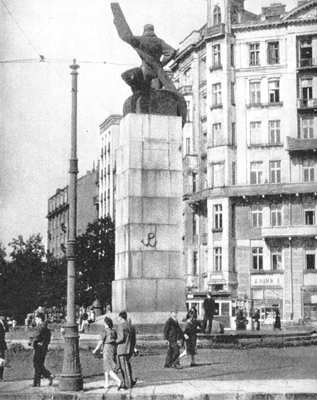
(0, 57, 135, 67)
(0, 0, 42, 59)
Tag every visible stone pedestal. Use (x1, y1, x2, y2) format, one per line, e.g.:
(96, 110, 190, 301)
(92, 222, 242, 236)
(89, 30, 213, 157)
(112, 113, 185, 324)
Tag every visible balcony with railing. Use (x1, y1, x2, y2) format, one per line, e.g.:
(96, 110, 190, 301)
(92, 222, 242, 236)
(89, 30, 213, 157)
(262, 224, 317, 239)
(189, 182, 317, 203)
(179, 85, 193, 96)
(205, 23, 225, 38)
(286, 136, 317, 152)
(183, 154, 198, 170)
(297, 98, 317, 110)
(298, 57, 317, 69)
(208, 271, 226, 285)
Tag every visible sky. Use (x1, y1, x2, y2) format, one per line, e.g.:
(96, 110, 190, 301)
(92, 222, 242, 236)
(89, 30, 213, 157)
(0, 0, 298, 250)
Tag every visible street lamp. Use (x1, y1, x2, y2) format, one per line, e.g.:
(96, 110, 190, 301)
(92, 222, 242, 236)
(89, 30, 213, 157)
(59, 59, 83, 391)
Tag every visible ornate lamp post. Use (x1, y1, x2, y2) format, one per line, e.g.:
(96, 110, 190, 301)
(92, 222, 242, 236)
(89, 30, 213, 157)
(59, 59, 83, 391)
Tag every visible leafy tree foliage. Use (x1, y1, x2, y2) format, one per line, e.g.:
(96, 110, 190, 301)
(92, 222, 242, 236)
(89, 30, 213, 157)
(76, 217, 115, 307)
(0, 234, 45, 321)
(39, 255, 67, 309)
(0, 217, 115, 321)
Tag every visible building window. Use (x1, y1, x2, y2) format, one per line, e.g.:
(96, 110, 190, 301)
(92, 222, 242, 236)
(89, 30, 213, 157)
(185, 137, 191, 154)
(184, 67, 192, 85)
(214, 204, 223, 230)
(212, 123, 222, 146)
(299, 38, 312, 67)
(212, 44, 221, 68)
(269, 120, 281, 145)
(212, 163, 225, 187)
(267, 41, 279, 64)
(200, 57, 206, 82)
(231, 43, 235, 67)
(271, 205, 282, 227)
(306, 251, 316, 270)
(269, 160, 281, 183)
(301, 78, 313, 104)
(231, 82, 235, 105)
(250, 81, 261, 105)
(305, 210, 315, 225)
(249, 43, 260, 66)
(250, 161, 263, 184)
(252, 247, 263, 270)
(268, 80, 280, 103)
(272, 250, 282, 271)
(250, 121, 262, 145)
(303, 160, 315, 182)
(186, 101, 192, 122)
(301, 117, 314, 139)
(193, 251, 198, 275)
(213, 6, 221, 25)
(214, 247, 222, 272)
(212, 83, 222, 107)
(251, 207, 263, 228)
(192, 172, 197, 193)
(193, 214, 197, 235)
(232, 161, 236, 185)
(232, 122, 236, 146)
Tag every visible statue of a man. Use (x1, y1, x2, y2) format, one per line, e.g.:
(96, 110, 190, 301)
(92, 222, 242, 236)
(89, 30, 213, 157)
(122, 24, 176, 93)
(111, 3, 187, 125)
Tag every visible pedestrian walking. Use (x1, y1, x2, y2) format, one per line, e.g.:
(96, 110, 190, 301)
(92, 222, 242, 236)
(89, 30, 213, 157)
(30, 312, 54, 387)
(0, 316, 8, 381)
(179, 315, 200, 367)
(202, 292, 216, 333)
(252, 309, 260, 331)
(116, 311, 136, 390)
(163, 311, 184, 369)
(273, 306, 281, 330)
(92, 317, 121, 390)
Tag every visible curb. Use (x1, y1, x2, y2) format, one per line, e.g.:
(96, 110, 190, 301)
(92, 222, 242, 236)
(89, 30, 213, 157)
(1, 392, 317, 400)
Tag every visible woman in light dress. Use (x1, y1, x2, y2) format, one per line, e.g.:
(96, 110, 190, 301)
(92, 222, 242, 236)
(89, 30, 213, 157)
(93, 317, 121, 390)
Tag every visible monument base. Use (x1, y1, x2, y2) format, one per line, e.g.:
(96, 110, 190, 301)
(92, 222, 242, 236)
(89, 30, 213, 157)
(112, 113, 186, 326)
(112, 278, 186, 324)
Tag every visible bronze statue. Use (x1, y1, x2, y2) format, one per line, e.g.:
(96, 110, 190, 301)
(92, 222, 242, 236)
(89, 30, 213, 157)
(111, 3, 187, 126)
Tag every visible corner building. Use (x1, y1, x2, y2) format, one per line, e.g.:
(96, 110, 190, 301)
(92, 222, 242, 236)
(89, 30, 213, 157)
(47, 168, 98, 258)
(171, 0, 317, 326)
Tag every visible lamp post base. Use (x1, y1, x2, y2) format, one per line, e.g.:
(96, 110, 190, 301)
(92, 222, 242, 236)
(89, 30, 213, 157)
(59, 323, 83, 391)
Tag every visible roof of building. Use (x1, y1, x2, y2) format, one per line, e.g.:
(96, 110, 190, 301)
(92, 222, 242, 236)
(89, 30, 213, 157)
(172, 0, 317, 65)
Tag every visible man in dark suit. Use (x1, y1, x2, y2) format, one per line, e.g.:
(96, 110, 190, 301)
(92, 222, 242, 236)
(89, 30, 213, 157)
(203, 292, 216, 334)
(31, 312, 54, 387)
(0, 316, 8, 381)
(163, 311, 184, 368)
(116, 311, 136, 390)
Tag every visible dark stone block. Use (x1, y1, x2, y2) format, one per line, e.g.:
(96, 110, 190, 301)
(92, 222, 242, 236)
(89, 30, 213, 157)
(123, 89, 187, 126)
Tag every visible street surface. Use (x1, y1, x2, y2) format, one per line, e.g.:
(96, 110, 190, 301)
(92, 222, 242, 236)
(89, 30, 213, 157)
(3, 345, 317, 383)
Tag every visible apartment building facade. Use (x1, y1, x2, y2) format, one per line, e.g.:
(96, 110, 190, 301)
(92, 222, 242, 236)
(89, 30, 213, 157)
(47, 168, 98, 258)
(98, 115, 121, 220)
(171, 0, 317, 325)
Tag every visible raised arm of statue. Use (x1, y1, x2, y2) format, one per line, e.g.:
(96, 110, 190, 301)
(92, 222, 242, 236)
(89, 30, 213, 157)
(111, 3, 139, 48)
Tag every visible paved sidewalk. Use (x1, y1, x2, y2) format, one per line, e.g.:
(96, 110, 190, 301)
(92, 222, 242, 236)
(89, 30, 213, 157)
(1, 378, 317, 399)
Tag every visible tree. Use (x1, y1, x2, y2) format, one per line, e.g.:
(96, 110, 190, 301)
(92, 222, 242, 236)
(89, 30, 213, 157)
(39, 255, 67, 309)
(2, 234, 45, 321)
(76, 217, 115, 307)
